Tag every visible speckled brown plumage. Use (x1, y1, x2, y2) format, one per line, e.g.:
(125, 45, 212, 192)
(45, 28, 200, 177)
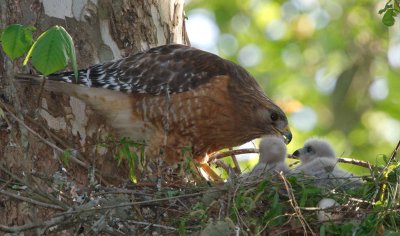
(44, 44, 292, 163)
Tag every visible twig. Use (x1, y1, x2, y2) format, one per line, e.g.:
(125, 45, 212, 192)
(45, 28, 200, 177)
(229, 148, 242, 175)
(210, 148, 258, 160)
(0, 215, 68, 233)
(55, 191, 211, 216)
(91, 188, 154, 196)
(213, 160, 232, 174)
(210, 149, 374, 170)
(24, 115, 70, 149)
(0, 165, 70, 209)
(231, 184, 250, 232)
(0, 99, 88, 168)
(278, 172, 316, 236)
(389, 140, 400, 163)
(0, 189, 65, 210)
(380, 140, 400, 178)
(337, 157, 374, 169)
(130, 220, 177, 231)
(288, 154, 375, 169)
(15, 73, 44, 80)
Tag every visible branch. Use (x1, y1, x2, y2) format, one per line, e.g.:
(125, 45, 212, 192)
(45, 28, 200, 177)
(278, 172, 316, 236)
(130, 220, 177, 231)
(0, 99, 88, 168)
(210, 148, 258, 160)
(0, 214, 68, 233)
(55, 191, 209, 216)
(209, 148, 375, 169)
(0, 189, 65, 210)
(381, 139, 400, 175)
(288, 154, 375, 169)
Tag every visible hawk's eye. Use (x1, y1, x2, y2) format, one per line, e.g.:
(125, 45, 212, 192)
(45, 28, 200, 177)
(271, 112, 278, 121)
(306, 146, 313, 153)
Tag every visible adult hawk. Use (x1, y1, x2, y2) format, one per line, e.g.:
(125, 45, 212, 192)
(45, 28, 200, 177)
(24, 44, 292, 178)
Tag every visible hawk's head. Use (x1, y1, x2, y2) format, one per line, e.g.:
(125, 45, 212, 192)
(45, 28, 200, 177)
(253, 102, 292, 144)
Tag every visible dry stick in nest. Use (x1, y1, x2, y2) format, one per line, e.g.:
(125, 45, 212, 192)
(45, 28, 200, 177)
(209, 149, 376, 170)
(0, 165, 68, 209)
(0, 215, 69, 233)
(0, 189, 64, 210)
(229, 147, 242, 175)
(277, 172, 316, 236)
(375, 139, 400, 203)
(0, 190, 212, 234)
(379, 139, 400, 178)
(232, 184, 251, 232)
(0, 99, 87, 168)
(54, 191, 211, 216)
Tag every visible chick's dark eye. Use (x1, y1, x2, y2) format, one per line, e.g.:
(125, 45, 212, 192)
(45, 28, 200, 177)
(306, 146, 313, 152)
(270, 112, 278, 121)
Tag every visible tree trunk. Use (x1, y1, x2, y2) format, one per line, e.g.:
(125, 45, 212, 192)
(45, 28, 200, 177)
(0, 0, 187, 233)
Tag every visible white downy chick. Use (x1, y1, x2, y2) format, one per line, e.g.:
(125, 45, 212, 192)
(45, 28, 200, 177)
(292, 138, 362, 189)
(242, 136, 290, 180)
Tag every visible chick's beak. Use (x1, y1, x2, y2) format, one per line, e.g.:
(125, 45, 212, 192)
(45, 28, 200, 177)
(292, 150, 300, 157)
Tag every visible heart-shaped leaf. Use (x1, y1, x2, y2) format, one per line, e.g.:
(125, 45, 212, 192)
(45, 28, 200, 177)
(1, 24, 35, 60)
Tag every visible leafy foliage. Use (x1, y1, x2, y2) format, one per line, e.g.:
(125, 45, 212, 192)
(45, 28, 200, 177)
(379, 0, 400, 26)
(0, 24, 35, 60)
(107, 137, 146, 183)
(61, 149, 73, 167)
(0, 24, 77, 78)
(24, 26, 78, 77)
(186, 0, 400, 174)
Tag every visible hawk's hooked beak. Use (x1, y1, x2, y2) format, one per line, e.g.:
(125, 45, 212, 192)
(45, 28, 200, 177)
(271, 127, 292, 144)
(282, 129, 292, 144)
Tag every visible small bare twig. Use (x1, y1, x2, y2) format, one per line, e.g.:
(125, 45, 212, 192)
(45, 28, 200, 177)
(389, 140, 400, 163)
(0, 99, 88, 168)
(213, 160, 233, 174)
(380, 140, 400, 178)
(278, 172, 316, 236)
(288, 154, 375, 169)
(15, 73, 44, 80)
(210, 148, 258, 160)
(55, 191, 211, 216)
(0, 189, 65, 210)
(231, 185, 250, 232)
(229, 148, 242, 175)
(0, 165, 69, 208)
(130, 220, 177, 231)
(210, 148, 375, 170)
(0, 215, 69, 233)
(337, 157, 374, 169)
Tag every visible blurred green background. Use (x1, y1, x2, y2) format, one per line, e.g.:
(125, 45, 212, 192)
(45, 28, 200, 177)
(185, 0, 400, 174)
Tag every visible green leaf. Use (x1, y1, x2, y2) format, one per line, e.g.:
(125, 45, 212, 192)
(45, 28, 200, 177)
(61, 149, 72, 167)
(1, 24, 35, 60)
(319, 224, 326, 236)
(382, 9, 396, 26)
(379, 3, 392, 14)
(57, 26, 78, 80)
(178, 220, 186, 236)
(24, 26, 77, 77)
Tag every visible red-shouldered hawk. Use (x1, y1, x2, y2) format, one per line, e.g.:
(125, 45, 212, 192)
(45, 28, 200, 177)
(23, 44, 292, 172)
